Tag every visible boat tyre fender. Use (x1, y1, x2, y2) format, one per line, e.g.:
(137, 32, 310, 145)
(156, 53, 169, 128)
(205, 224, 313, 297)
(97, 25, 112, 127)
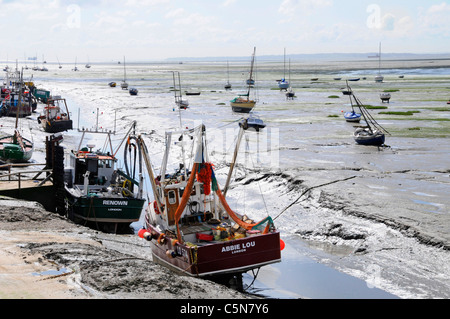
(157, 233, 166, 245)
(122, 179, 133, 197)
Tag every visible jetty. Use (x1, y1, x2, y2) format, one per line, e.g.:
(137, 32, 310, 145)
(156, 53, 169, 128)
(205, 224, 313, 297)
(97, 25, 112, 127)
(0, 134, 64, 212)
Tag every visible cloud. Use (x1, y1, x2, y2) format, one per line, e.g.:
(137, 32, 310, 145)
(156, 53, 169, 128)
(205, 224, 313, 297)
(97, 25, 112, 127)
(421, 2, 450, 36)
(165, 8, 185, 19)
(279, 0, 333, 17)
(222, 0, 236, 7)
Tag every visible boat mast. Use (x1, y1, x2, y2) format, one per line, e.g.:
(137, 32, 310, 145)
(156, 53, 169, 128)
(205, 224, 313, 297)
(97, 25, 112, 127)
(15, 69, 22, 129)
(247, 47, 256, 100)
(223, 123, 245, 197)
(378, 42, 381, 75)
(123, 56, 127, 82)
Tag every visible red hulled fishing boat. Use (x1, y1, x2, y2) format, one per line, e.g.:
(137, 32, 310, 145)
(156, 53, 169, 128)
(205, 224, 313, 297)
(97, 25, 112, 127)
(137, 124, 281, 285)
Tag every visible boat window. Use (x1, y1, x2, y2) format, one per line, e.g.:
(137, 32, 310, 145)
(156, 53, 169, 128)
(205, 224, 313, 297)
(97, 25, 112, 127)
(86, 159, 98, 173)
(168, 190, 176, 204)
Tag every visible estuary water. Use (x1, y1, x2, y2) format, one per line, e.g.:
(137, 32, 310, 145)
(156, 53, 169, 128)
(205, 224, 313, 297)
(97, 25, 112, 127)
(3, 57, 450, 299)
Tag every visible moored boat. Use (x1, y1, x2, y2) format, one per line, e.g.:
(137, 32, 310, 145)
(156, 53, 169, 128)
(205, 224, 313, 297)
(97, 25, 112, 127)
(121, 56, 129, 90)
(380, 93, 391, 103)
(173, 71, 189, 109)
(0, 70, 34, 163)
(354, 127, 385, 146)
(277, 49, 289, 90)
(347, 84, 390, 146)
(37, 97, 73, 133)
(239, 115, 266, 132)
(62, 122, 145, 233)
(231, 47, 257, 113)
(343, 81, 361, 123)
(139, 124, 281, 285)
(0, 130, 34, 163)
(230, 97, 255, 113)
(344, 111, 361, 123)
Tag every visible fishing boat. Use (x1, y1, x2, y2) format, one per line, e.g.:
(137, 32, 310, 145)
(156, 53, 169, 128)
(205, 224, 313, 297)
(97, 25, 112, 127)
(121, 57, 129, 90)
(2, 90, 33, 117)
(37, 97, 73, 133)
(129, 88, 138, 96)
(138, 124, 281, 286)
(62, 121, 146, 233)
(277, 48, 289, 90)
(230, 47, 257, 113)
(172, 71, 189, 109)
(224, 60, 232, 90)
(0, 70, 34, 163)
(348, 85, 390, 146)
(343, 81, 361, 123)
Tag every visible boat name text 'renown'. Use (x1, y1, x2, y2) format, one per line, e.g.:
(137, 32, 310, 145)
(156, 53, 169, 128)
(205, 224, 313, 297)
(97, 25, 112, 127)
(103, 200, 128, 206)
(221, 241, 255, 254)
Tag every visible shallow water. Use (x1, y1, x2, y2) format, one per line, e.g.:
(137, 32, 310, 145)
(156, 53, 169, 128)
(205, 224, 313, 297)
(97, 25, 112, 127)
(243, 237, 399, 299)
(5, 57, 450, 299)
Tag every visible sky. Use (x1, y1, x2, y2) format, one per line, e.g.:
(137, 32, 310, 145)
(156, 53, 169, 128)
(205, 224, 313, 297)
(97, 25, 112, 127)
(1, 0, 449, 62)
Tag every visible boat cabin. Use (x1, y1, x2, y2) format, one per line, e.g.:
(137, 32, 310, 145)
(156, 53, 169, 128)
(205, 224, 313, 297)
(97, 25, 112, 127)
(156, 170, 214, 229)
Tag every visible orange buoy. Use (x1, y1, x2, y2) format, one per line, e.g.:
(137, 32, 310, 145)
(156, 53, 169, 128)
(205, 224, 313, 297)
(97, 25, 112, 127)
(138, 228, 146, 238)
(280, 239, 285, 251)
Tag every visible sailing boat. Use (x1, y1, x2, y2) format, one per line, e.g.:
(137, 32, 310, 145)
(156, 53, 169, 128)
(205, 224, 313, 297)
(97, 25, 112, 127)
(349, 84, 390, 146)
(85, 56, 91, 68)
(343, 81, 361, 123)
(121, 57, 128, 90)
(278, 48, 289, 90)
(285, 59, 295, 100)
(138, 123, 281, 285)
(374, 42, 384, 83)
(56, 56, 62, 69)
(224, 60, 232, 90)
(172, 71, 189, 109)
(72, 57, 78, 71)
(0, 69, 34, 163)
(230, 47, 257, 113)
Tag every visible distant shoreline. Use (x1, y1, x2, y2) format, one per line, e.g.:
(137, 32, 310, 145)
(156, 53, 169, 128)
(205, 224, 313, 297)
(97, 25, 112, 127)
(4, 53, 450, 65)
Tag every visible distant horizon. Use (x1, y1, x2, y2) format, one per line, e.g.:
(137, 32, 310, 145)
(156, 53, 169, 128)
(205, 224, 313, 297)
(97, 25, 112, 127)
(3, 51, 450, 64)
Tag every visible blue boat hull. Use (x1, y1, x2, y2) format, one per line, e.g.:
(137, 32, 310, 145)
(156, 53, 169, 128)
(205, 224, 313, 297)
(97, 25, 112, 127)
(344, 111, 361, 122)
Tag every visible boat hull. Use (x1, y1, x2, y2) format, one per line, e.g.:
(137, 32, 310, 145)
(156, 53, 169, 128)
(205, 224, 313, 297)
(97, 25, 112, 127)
(344, 111, 361, 123)
(42, 119, 73, 133)
(0, 136, 33, 163)
(66, 192, 145, 224)
(230, 100, 255, 113)
(278, 82, 289, 90)
(146, 224, 281, 277)
(354, 129, 385, 146)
